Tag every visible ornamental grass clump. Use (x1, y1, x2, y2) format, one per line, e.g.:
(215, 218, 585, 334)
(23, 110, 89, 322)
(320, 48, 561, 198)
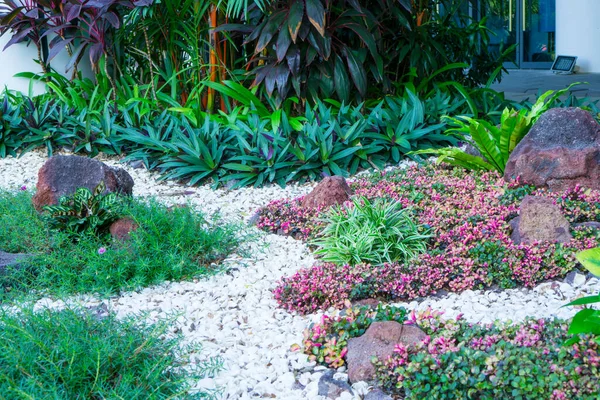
(311, 197, 430, 266)
(0, 307, 220, 399)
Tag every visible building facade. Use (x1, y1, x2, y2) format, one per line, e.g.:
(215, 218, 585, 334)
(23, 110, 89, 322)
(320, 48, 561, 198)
(456, 0, 600, 73)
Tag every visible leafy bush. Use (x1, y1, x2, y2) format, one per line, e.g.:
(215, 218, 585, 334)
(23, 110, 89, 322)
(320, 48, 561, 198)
(564, 247, 600, 344)
(0, 306, 220, 399)
(302, 306, 599, 399)
(300, 303, 408, 368)
(421, 83, 582, 173)
(0, 190, 250, 299)
(268, 165, 600, 314)
(43, 181, 122, 238)
(375, 312, 600, 400)
(312, 197, 429, 266)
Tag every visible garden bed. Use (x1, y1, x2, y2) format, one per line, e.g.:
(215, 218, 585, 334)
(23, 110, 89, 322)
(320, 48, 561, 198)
(257, 164, 600, 314)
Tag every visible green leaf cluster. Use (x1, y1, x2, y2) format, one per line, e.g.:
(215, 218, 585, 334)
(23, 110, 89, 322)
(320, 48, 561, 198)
(564, 247, 600, 344)
(0, 306, 220, 399)
(312, 197, 430, 266)
(43, 181, 122, 238)
(421, 83, 586, 173)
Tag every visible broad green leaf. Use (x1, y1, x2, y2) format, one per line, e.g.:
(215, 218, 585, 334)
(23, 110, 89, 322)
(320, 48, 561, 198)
(576, 247, 600, 276)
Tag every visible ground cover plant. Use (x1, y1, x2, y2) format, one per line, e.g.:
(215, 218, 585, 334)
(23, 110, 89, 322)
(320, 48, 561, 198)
(301, 305, 600, 399)
(0, 189, 250, 300)
(258, 164, 600, 314)
(0, 306, 220, 399)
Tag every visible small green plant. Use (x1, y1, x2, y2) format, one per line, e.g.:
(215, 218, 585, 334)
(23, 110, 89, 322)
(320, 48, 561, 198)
(312, 197, 430, 266)
(0, 306, 221, 399)
(564, 247, 600, 344)
(419, 83, 583, 173)
(0, 190, 250, 300)
(43, 181, 122, 237)
(300, 303, 408, 368)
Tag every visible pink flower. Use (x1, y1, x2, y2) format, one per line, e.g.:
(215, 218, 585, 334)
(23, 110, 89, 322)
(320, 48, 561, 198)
(98, 247, 107, 255)
(20, 185, 26, 191)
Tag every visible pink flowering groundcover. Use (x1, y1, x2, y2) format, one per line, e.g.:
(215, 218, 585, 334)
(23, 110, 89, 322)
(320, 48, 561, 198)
(257, 165, 600, 314)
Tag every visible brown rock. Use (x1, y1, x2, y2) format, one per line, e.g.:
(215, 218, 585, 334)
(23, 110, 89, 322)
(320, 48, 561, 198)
(347, 321, 427, 383)
(511, 195, 572, 245)
(504, 107, 600, 191)
(301, 176, 352, 208)
(32, 155, 134, 211)
(109, 218, 138, 241)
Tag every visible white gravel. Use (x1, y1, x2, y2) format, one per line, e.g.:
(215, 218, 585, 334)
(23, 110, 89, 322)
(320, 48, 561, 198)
(1, 150, 599, 400)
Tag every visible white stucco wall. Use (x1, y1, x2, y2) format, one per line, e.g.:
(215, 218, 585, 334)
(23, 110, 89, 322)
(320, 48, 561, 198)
(556, 0, 600, 73)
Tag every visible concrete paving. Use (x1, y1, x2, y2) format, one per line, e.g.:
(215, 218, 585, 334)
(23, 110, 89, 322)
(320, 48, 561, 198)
(490, 69, 600, 102)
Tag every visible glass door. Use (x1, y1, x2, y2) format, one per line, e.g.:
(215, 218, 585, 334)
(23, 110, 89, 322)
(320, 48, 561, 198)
(482, 0, 518, 67)
(521, 0, 555, 68)
(480, 0, 555, 68)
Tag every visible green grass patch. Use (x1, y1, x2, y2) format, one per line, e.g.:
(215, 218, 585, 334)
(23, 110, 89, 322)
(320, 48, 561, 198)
(0, 306, 220, 399)
(0, 190, 252, 300)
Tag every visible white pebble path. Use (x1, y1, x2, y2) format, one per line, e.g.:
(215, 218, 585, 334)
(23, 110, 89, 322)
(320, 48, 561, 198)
(1, 150, 599, 400)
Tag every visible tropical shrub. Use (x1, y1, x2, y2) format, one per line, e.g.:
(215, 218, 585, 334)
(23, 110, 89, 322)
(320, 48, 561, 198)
(564, 247, 600, 344)
(266, 165, 600, 314)
(312, 197, 429, 266)
(0, 306, 221, 399)
(43, 181, 123, 238)
(421, 83, 582, 173)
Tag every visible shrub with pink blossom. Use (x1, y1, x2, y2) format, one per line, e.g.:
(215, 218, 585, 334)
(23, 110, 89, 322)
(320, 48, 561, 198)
(261, 165, 600, 314)
(375, 312, 600, 399)
(300, 306, 600, 399)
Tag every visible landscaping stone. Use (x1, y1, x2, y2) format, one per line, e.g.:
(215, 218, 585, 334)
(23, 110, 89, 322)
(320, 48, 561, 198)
(564, 271, 587, 287)
(301, 176, 352, 208)
(109, 218, 138, 241)
(511, 196, 572, 245)
(317, 369, 354, 399)
(0, 251, 30, 274)
(364, 389, 394, 400)
(504, 107, 600, 191)
(346, 321, 427, 383)
(32, 155, 134, 211)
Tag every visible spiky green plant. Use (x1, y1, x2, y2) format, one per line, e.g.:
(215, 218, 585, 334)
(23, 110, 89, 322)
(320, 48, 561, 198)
(312, 196, 430, 266)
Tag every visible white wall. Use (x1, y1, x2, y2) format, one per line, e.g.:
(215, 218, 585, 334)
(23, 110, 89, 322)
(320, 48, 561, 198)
(0, 20, 92, 94)
(556, 0, 600, 73)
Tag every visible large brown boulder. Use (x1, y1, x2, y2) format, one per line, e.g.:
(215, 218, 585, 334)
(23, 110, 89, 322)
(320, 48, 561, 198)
(511, 195, 572, 245)
(301, 176, 352, 208)
(504, 107, 600, 191)
(32, 155, 134, 211)
(346, 321, 427, 383)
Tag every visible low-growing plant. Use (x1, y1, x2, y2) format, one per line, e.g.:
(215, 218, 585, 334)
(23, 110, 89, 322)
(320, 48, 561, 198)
(0, 190, 250, 299)
(300, 303, 408, 368)
(375, 313, 599, 399)
(564, 247, 600, 344)
(312, 197, 430, 266)
(43, 181, 123, 238)
(0, 306, 220, 399)
(267, 165, 600, 314)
